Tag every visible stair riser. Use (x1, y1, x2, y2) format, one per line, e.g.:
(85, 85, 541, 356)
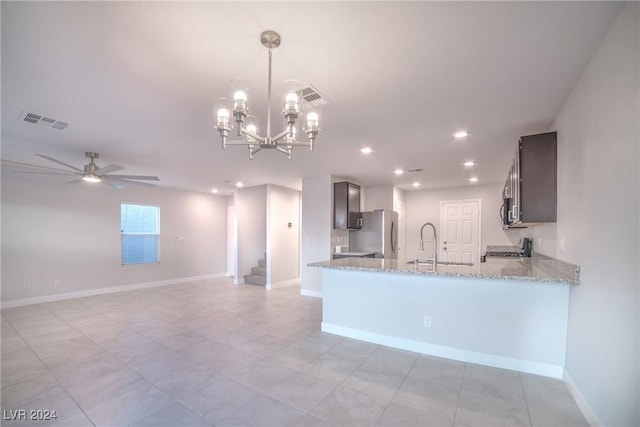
(251, 267, 266, 276)
(244, 274, 266, 286)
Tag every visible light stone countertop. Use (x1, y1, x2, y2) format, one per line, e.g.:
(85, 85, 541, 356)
(309, 254, 580, 285)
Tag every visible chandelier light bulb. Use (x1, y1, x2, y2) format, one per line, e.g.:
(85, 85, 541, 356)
(285, 92, 298, 103)
(234, 91, 247, 102)
(306, 112, 319, 128)
(246, 124, 258, 142)
(285, 92, 299, 114)
(217, 108, 230, 126)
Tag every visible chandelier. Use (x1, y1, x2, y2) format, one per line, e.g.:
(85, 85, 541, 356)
(215, 31, 320, 160)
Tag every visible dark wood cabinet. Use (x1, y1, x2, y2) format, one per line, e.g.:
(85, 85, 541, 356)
(503, 131, 557, 228)
(334, 181, 362, 229)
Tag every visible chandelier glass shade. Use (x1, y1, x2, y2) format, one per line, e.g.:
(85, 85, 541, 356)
(215, 31, 320, 160)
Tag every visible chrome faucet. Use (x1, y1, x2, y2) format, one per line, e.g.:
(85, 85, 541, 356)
(419, 222, 437, 266)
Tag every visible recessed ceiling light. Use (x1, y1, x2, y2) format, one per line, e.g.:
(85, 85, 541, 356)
(394, 169, 404, 175)
(360, 147, 372, 154)
(211, 189, 219, 194)
(469, 177, 479, 183)
(454, 131, 469, 139)
(236, 182, 244, 188)
(412, 182, 421, 188)
(463, 161, 476, 167)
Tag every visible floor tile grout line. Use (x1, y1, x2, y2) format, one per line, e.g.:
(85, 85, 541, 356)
(372, 355, 418, 426)
(452, 361, 468, 426)
(3, 310, 97, 426)
(518, 372, 534, 427)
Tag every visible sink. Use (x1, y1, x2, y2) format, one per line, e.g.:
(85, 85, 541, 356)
(407, 260, 473, 267)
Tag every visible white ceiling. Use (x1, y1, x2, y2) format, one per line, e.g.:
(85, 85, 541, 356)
(1, 1, 623, 194)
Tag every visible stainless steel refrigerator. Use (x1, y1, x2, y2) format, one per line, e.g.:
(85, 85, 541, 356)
(349, 209, 399, 259)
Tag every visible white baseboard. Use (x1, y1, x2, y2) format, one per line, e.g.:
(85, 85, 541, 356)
(322, 322, 563, 379)
(564, 369, 601, 427)
(1, 273, 228, 309)
(301, 289, 322, 298)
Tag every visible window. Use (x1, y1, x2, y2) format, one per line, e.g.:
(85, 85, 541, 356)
(121, 203, 160, 265)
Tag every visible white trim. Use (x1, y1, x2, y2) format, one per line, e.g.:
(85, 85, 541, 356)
(301, 289, 323, 298)
(322, 322, 563, 379)
(1, 273, 228, 309)
(564, 369, 601, 427)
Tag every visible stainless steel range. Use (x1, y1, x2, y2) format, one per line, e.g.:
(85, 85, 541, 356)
(485, 239, 532, 258)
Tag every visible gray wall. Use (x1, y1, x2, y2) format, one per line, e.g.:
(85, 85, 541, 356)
(300, 175, 332, 296)
(531, 4, 639, 425)
(1, 171, 228, 302)
(267, 185, 301, 285)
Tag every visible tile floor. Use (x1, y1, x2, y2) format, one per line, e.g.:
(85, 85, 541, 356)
(1, 278, 589, 426)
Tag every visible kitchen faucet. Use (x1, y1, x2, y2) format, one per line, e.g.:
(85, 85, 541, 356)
(419, 222, 437, 266)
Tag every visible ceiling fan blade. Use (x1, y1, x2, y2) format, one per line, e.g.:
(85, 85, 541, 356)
(35, 154, 84, 173)
(98, 164, 124, 175)
(104, 174, 159, 181)
(103, 180, 124, 190)
(1, 159, 77, 173)
(13, 171, 77, 175)
(66, 178, 83, 184)
(108, 177, 157, 188)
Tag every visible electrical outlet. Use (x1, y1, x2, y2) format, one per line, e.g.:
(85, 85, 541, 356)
(23, 282, 31, 289)
(423, 315, 432, 328)
(54, 279, 61, 287)
(560, 237, 565, 252)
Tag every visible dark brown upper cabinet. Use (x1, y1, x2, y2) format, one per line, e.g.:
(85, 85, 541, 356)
(334, 181, 362, 229)
(503, 131, 557, 228)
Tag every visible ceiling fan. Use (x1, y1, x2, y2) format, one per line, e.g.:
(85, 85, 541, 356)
(2, 152, 160, 189)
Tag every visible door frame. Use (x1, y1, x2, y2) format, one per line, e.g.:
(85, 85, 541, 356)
(439, 198, 482, 263)
(227, 205, 238, 284)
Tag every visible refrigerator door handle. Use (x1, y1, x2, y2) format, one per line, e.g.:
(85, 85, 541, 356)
(390, 221, 397, 253)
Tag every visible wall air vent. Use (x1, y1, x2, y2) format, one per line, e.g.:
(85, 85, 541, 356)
(296, 85, 330, 108)
(19, 111, 69, 130)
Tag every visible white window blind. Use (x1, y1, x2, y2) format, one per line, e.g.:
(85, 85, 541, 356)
(121, 203, 160, 265)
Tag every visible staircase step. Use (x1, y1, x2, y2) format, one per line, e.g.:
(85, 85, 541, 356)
(244, 274, 266, 286)
(251, 266, 266, 276)
(258, 259, 266, 267)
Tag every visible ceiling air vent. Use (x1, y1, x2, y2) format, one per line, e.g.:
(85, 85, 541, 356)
(296, 85, 330, 108)
(19, 111, 69, 130)
(407, 168, 423, 173)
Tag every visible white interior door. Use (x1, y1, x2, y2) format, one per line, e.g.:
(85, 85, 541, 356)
(440, 199, 481, 263)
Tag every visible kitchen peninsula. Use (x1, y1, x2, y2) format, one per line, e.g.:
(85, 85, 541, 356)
(309, 255, 579, 378)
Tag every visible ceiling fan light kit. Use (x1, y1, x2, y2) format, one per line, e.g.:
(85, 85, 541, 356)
(215, 30, 320, 160)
